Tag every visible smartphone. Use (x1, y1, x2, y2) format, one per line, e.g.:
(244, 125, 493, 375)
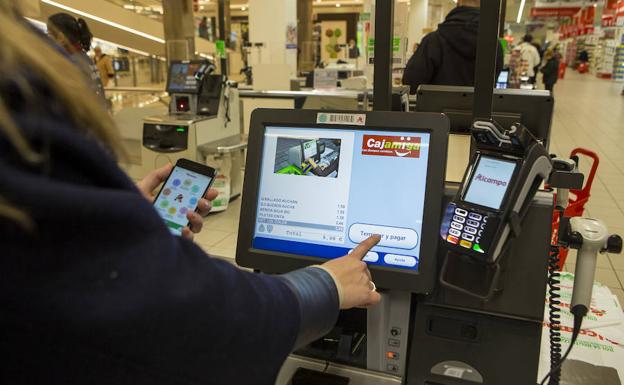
(152, 159, 216, 236)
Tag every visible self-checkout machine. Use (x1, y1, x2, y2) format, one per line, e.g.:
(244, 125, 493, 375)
(235, 2, 622, 385)
(141, 60, 245, 201)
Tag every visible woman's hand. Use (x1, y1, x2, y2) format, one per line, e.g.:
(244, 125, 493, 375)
(320, 235, 382, 309)
(136, 163, 219, 240)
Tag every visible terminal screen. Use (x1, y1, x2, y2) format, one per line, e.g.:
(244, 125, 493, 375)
(168, 62, 202, 93)
(496, 70, 509, 89)
(463, 156, 516, 210)
(252, 126, 431, 271)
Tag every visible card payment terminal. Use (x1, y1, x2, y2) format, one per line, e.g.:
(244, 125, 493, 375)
(441, 120, 552, 264)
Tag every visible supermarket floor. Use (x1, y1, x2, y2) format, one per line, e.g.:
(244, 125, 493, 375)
(194, 71, 624, 305)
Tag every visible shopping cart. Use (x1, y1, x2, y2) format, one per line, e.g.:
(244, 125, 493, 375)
(550, 148, 600, 269)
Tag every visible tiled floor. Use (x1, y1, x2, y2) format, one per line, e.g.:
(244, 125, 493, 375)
(196, 71, 624, 305)
(547, 72, 624, 306)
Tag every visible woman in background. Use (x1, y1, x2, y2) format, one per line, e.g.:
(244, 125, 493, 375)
(541, 48, 560, 93)
(47, 12, 105, 100)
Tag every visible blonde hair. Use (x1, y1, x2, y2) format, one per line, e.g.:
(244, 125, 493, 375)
(0, 2, 123, 228)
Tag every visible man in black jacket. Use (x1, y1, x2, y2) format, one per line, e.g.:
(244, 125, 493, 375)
(402, 0, 503, 94)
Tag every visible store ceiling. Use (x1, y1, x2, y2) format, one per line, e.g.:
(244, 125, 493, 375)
(109, 0, 536, 24)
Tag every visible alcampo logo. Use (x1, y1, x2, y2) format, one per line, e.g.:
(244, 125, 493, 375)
(362, 135, 421, 158)
(475, 174, 507, 187)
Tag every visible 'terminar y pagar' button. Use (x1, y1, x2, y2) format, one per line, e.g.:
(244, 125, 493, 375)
(384, 254, 417, 267)
(349, 224, 418, 249)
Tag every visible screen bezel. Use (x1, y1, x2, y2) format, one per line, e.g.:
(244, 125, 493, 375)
(166, 60, 208, 94)
(459, 152, 521, 213)
(152, 158, 216, 233)
(236, 109, 449, 293)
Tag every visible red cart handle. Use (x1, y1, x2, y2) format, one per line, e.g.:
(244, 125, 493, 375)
(570, 148, 599, 195)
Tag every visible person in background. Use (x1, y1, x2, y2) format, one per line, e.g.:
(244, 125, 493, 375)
(2, 3, 381, 384)
(47, 12, 105, 101)
(198, 16, 209, 39)
(348, 39, 360, 59)
(401, 0, 503, 94)
(578, 49, 589, 64)
(531, 41, 543, 84)
(94, 46, 114, 87)
(540, 48, 559, 93)
(518, 34, 541, 85)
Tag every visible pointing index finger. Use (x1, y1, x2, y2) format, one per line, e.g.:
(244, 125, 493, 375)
(349, 234, 381, 260)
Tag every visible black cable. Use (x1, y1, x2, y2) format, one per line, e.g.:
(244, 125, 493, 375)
(545, 245, 562, 385)
(541, 205, 581, 385)
(540, 312, 584, 385)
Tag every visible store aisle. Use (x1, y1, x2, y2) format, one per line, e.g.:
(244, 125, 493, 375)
(196, 72, 624, 303)
(550, 72, 624, 304)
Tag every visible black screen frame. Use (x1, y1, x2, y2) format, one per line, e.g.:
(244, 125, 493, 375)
(415, 85, 553, 149)
(236, 109, 449, 293)
(460, 153, 520, 212)
(166, 60, 208, 94)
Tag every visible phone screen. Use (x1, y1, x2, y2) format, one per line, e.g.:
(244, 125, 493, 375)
(153, 166, 214, 235)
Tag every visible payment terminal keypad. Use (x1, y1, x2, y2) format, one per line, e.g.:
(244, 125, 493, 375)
(445, 207, 488, 254)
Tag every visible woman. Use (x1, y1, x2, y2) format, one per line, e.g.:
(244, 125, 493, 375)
(0, 3, 380, 384)
(94, 46, 115, 87)
(47, 12, 106, 100)
(540, 48, 560, 93)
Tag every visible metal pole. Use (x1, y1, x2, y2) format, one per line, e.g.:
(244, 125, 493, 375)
(472, 0, 503, 122)
(373, 0, 394, 111)
(218, 0, 229, 76)
(499, 0, 507, 37)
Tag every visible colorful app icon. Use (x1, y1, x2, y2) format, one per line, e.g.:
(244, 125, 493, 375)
(190, 197, 198, 205)
(183, 179, 192, 187)
(180, 207, 188, 215)
(160, 200, 169, 208)
(163, 188, 172, 196)
(175, 193, 184, 203)
(168, 207, 177, 215)
(172, 179, 181, 187)
(191, 185, 200, 193)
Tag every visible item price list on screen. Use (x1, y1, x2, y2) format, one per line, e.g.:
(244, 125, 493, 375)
(256, 197, 348, 244)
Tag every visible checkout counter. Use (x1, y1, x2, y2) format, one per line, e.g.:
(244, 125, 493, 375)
(140, 60, 246, 200)
(234, 107, 622, 385)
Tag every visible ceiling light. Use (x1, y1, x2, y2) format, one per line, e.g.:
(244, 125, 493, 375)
(516, 0, 526, 24)
(242, 6, 247, 11)
(41, 0, 165, 44)
(336, 3, 341, 7)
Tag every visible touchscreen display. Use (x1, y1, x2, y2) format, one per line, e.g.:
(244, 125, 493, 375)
(496, 70, 509, 89)
(154, 166, 213, 236)
(463, 156, 516, 210)
(168, 63, 202, 93)
(252, 126, 431, 271)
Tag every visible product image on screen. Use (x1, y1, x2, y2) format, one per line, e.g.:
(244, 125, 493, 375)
(273, 137, 341, 178)
(153, 166, 213, 235)
(463, 156, 516, 210)
(253, 126, 431, 271)
(168, 63, 202, 92)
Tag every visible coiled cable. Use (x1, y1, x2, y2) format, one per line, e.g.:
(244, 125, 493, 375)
(546, 245, 562, 385)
